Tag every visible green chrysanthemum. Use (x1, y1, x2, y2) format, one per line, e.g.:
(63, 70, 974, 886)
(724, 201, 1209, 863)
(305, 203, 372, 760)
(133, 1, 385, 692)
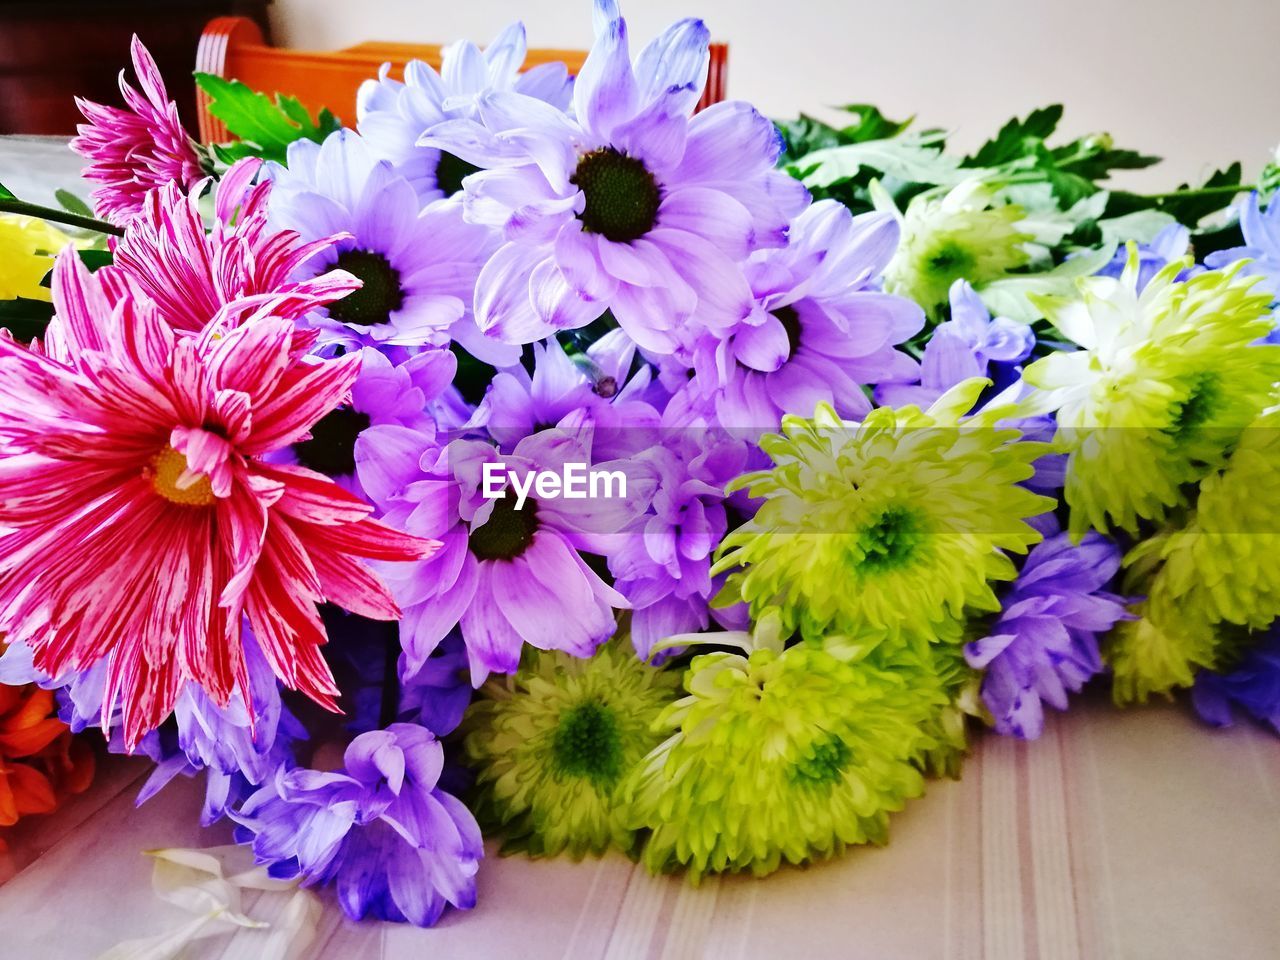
(1023, 250, 1279, 538)
(713, 380, 1052, 649)
(622, 627, 948, 882)
(883, 180, 1032, 317)
(461, 640, 680, 859)
(1108, 411, 1280, 702)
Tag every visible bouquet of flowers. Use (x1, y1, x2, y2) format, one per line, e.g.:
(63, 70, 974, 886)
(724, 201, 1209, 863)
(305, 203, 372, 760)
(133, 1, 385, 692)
(0, 0, 1278, 928)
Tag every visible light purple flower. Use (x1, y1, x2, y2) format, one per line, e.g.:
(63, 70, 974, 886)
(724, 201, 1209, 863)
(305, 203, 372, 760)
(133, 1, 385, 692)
(421, 0, 808, 353)
(267, 129, 512, 362)
(965, 531, 1132, 739)
(139, 630, 306, 825)
(467, 330, 660, 454)
(399, 633, 472, 737)
(1097, 223, 1193, 291)
(608, 428, 750, 659)
(357, 22, 573, 204)
(234, 724, 482, 927)
(663, 201, 922, 428)
(357, 424, 654, 684)
(1206, 191, 1280, 298)
(1192, 626, 1280, 734)
(876, 279, 1033, 408)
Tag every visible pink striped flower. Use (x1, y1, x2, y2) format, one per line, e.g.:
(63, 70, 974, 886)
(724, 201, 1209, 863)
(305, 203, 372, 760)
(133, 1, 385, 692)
(111, 158, 360, 332)
(71, 36, 205, 226)
(0, 250, 438, 748)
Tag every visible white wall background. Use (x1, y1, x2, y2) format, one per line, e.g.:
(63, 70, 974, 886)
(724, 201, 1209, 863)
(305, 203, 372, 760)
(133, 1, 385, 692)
(270, 0, 1280, 190)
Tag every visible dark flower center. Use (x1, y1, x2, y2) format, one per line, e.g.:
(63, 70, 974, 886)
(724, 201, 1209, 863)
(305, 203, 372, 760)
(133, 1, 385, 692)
(436, 150, 482, 197)
(772, 305, 803, 360)
(293, 407, 371, 477)
(593, 376, 618, 399)
(469, 493, 539, 561)
(552, 698, 623, 786)
(857, 504, 925, 572)
(1167, 372, 1222, 444)
(571, 147, 661, 243)
(789, 735, 852, 787)
(327, 249, 405, 328)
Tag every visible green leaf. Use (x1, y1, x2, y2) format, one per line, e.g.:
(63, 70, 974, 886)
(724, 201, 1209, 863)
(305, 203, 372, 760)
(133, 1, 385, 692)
(793, 137, 966, 189)
(968, 105, 1063, 167)
(194, 73, 343, 165)
(54, 189, 95, 218)
(834, 103, 913, 144)
(0, 182, 15, 202)
(0, 297, 55, 343)
(977, 245, 1117, 324)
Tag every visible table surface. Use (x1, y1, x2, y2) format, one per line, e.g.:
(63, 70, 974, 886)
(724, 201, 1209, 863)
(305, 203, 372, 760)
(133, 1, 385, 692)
(1, 136, 1278, 960)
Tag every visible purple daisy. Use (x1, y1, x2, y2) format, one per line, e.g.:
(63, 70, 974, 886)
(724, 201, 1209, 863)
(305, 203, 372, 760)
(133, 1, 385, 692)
(357, 22, 573, 204)
(1206, 190, 1280, 298)
(876, 279, 1033, 409)
(266, 129, 512, 362)
(663, 201, 923, 428)
(398, 632, 473, 737)
(608, 427, 751, 659)
(965, 531, 1132, 739)
(233, 724, 482, 927)
(357, 425, 654, 684)
(1192, 626, 1280, 734)
(421, 0, 808, 353)
(467, 330, 661, 455)
(138, 630, 306, 825)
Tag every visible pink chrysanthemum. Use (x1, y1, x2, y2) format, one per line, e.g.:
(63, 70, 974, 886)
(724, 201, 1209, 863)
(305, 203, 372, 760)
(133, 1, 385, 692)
(71, 36, 205, 226)
(111, 158, 360, 332)
(0, 250, 437, 747)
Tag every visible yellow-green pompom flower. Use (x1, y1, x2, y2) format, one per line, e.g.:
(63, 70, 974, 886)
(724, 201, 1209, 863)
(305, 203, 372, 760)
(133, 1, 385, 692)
(461, 638, 679, 859)
(622, 621, 946, 882)
(1023, 249, 1279, 538)
(1108, 411, 1280, 702)
(883, 180, 1033, 318)
(0, 213, 69, 301)
(714, 380, 1052, 650)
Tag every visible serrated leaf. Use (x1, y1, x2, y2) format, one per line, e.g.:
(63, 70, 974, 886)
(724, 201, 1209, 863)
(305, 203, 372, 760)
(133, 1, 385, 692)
(968, 105, 1064, 167)
(0, 297, 55, 343)
(834, 103, 913, 144)
(795, 138, 966, 189)
(194, 73, 342, 165)
(54, 189, 94, 218)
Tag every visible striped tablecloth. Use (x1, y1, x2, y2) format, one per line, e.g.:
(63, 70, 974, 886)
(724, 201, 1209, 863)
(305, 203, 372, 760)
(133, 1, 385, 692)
(0, 690, 1275, 959)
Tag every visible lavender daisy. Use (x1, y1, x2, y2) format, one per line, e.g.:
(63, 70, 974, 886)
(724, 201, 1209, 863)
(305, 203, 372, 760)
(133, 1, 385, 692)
(664, 201, 923, 428)
(467, 330, 660, 454)
(234, 724, 482, 927)
(357, 426, 654, 684)
(421, 0, 808, 352)
(357, 22, 573, 204)
(1206, 190, 1280, 297)
(965, 531, 1132, 739)
(876, 279, 1033, 408)
(267, 129, 508, 361)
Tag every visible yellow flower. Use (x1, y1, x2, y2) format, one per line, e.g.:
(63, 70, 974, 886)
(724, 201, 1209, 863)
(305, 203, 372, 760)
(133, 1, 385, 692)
(0, 214, 69, 302)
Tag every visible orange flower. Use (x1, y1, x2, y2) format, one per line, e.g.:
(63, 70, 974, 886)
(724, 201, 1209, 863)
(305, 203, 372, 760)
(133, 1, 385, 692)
(0, 682, 95, 836)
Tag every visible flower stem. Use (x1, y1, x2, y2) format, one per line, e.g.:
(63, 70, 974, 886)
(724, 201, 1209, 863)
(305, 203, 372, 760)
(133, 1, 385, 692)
(1138, 184, 1250, 202)
(0, 198, 123, 237)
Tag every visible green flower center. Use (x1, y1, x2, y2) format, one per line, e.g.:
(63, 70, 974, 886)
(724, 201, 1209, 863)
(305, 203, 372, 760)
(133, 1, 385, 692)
(570, 147, 662, 243)
(925, 241, 975, 284)
(292, 407, 371, 477)
(856, 504, 926, 572)
(328, 249, 405, 327)
(1167, 372, 1222, 443)
(469, 493, 539, 561)
(436, 150, 482, 198)
(552, 698, 623, 786)
(789, 735, 852, 787)
(773, 305, 803, 360)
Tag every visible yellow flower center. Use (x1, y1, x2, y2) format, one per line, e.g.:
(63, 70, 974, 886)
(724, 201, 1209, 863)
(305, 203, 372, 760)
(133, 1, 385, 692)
(147, 445, 215, 507)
